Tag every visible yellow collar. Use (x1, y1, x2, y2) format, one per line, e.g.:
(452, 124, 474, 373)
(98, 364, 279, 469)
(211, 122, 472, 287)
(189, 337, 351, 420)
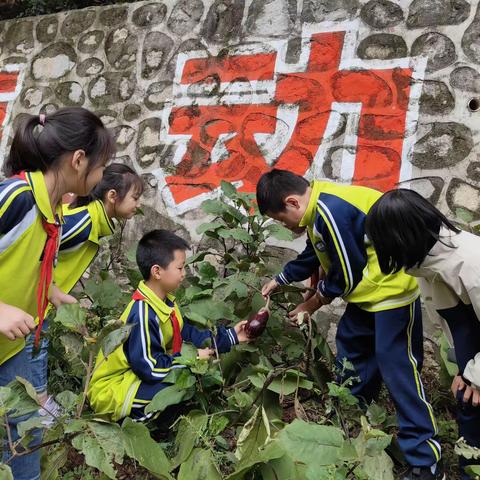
(299, 180, 322, 228)
(90, 200, 115, 241)
(25, 171, 63, 224)
(137, 281, 176, 323)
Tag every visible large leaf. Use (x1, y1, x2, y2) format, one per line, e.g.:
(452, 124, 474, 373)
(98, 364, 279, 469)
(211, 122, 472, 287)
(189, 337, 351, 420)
(266, 223, 294, 241)
(359, 452, 394, 480)
(54, 303, 86, 334)
(178, 448, 222, 480)
(235, 406, 271, 463)
(99, 323, 134, 358)
(41, 445, 68, 480)
(122, 418, 173, 479)
(145, 385, 194, 414)
(172, 410, 209, 467)
(84, 278, 126, 310)
(275, 420, 344, 467)
(0, 465, 13, 480)
(71, 421, 124, 480)
(183, 299, 232, 323)
(218, 228, 253, 243)
(220, 180, 237, 199)
(268, 371, 313, 396)
(196, 222, 224, 235)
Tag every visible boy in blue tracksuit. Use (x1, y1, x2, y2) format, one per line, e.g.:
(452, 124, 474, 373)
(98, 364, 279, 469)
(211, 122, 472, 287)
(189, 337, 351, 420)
(88, 229, 248, 422)
(258, 169, 444, 480)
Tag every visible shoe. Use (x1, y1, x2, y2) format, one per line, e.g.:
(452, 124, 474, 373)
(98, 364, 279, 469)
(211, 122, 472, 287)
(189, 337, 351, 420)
(402, 461, 445, 480)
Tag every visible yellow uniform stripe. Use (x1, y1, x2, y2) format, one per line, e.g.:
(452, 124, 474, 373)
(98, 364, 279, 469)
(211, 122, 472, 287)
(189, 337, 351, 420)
(406, 302, 440, 461)
(315, 205, 350, 296)
(0, 186, 31, 218)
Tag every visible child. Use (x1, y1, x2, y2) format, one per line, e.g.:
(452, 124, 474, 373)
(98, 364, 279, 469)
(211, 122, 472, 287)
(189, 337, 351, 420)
(257, 169, 443, 480)
(88, 229, 249, 422)
(366, 188, 480, 479)
(29, 163, 144, 419)
(0, 108, 115, 479)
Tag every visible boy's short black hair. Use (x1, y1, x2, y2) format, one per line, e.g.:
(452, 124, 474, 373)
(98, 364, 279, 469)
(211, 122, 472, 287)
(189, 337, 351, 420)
(256, 169, 309, 215)
(365, 189, 460, 274)
(136, 229, 190, 280)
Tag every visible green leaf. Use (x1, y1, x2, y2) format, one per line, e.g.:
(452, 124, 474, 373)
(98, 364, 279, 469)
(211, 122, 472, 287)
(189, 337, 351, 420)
(122, 418, 173, 479)
(54, 303, 86, 334)
(71, 421, 125, 480)
(198, 261, 218, 281)
(59, 333, 84, 360)
(220, 180, 237, 199)
(196, 222, 224, 235)
(41, 445, 68, 480)
(178, 448, 222, 480)
(275, 420, 344, 470)
(366, 403, 387, 426)
(15, 377, 40, 404)
(358, 452, 394, 480)
(268, 371, 313, 396)
(173, 411, 208, 467)
(175, 343, 198, 366)
(266, 223, 294, 241)
(163, 369, 196, 389)
(55, 390, 79, 411)
(183, 299, 232, 323)
(0, 464, 13, 480)
(84, 278, 126, 310)
(218, 228, 253, 243)
(99, 324, 134, 358)
(145, 385, 194, 414)
(224, 279, 249, 299)
(235, 406, 271, 463)
(1, 380, 39, 418)
(209, 415, 229, 436)
(17, 415, 45, 437)
(465, 465, 480, 475)
(186, 251, 210, 265)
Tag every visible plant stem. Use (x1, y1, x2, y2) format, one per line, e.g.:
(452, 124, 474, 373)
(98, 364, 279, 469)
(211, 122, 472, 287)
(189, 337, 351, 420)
(76, 350, 94, 418)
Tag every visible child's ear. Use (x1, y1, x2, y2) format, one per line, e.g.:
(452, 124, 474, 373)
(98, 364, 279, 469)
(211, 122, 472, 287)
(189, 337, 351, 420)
(70, 150, 87, 172)
(105, 189, 117, 204)
(150, 264, 163, 280)
(284, 195, 300, 210)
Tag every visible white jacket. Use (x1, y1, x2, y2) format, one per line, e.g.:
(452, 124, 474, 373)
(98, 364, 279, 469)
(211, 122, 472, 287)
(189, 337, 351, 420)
(407, 227, 480, 388)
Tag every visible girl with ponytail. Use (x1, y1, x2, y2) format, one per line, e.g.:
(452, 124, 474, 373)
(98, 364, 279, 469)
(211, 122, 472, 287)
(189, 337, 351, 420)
(0, 107, 115, 479)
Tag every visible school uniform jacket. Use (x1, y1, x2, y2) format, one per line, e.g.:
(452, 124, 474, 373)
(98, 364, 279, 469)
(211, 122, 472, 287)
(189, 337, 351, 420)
(276, 180, 419, 312)
(55, 200, 115, 295)
(88, 281, 238, 421)
(0, 171, 63, 365)
(407, 227, 480, 389)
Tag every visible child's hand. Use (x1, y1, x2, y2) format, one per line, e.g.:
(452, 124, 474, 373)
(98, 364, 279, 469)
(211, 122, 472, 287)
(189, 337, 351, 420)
(49, 285, 77, 309)
(452, 374, 480, 407)
(262, 279, 279, 298)
(197, 348, 214, 360)
(0, 303, 35, 340)
(234, 320, 250, 343)
(288, 292, 331, 323)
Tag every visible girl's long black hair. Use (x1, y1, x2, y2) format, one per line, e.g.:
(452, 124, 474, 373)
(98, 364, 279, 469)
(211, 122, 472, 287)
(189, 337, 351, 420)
(4, 107, 115, 177)
(72, 163, 144, 208)
(365, 188, 460, 274)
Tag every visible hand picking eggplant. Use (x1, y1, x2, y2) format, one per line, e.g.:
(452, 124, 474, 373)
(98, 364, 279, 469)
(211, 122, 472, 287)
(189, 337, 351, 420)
(245, 298, 270, 339)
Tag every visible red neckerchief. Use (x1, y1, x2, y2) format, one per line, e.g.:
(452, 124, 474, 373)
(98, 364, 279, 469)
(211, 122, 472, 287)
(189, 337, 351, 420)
(132, 289, 183, 354)
(13, 171, 60, 347)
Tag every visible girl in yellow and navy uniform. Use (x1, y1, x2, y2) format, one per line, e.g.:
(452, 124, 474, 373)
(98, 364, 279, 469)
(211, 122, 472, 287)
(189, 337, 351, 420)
(257, 170, 443, 480)
(0, 108, 115, 480)
(56, 163, 144, 295)
(88, 230, 248, 422)
(24, 163, 144, 421)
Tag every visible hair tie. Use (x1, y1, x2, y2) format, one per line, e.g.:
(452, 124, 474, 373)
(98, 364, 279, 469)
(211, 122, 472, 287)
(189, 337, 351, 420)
(39, 114, 46, 126)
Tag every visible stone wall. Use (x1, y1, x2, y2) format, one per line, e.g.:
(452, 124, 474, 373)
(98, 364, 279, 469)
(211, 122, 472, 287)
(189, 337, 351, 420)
(0, 0, 479, 243)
